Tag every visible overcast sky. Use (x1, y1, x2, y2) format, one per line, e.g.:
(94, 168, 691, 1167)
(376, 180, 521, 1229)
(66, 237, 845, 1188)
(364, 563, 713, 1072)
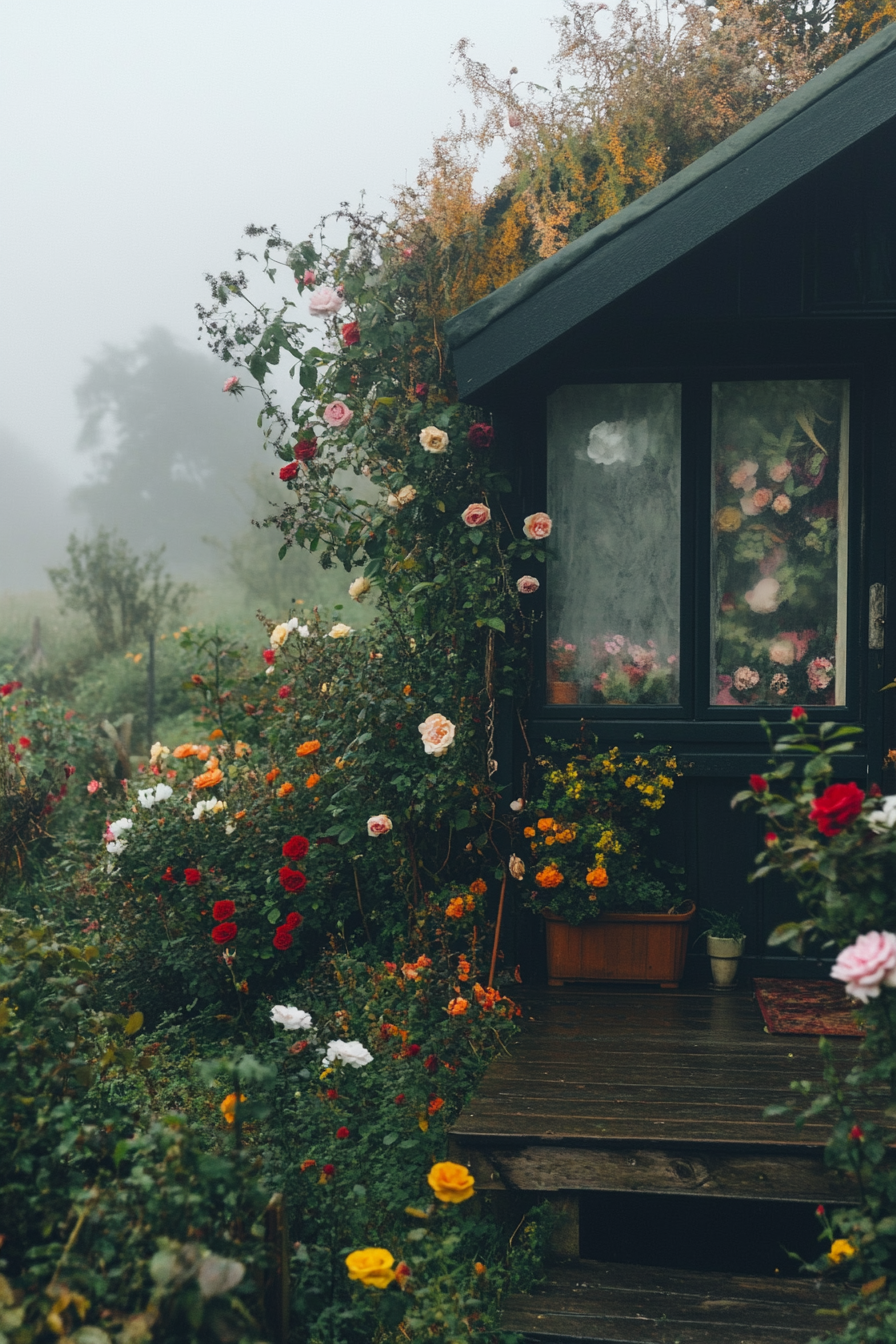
(0, 1, 566, 493)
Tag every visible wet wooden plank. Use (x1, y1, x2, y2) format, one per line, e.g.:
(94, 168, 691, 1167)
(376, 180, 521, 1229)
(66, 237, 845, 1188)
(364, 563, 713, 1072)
(501, 1260, 845, 1342)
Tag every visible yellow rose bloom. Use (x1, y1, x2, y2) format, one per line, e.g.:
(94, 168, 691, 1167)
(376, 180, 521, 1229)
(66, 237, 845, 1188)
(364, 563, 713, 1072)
(828, 1239, 856, 1265)
(345, 1248, 396, 1288)
(427, 1161, 475, 1204)
(715, 506, 742, 532)
(624, 775, 638, 788)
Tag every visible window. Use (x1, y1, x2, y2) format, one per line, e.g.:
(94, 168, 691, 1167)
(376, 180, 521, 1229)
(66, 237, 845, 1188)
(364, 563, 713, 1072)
(710, 380, 849, 708)
(546, 383, 682, 706)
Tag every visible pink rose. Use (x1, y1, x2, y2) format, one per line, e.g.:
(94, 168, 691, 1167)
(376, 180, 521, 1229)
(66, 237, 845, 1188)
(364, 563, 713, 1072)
(733, 665, 760, 691)
(740, 493, 761, 516)
(831, 931, 896, 1003)
(769, 639, 796, 666)
(752, 488, 773, 510)
(772, 494, 792, 515)
(418, 713, 456, 757)
(367, 814, 393, 837)
(87, 779, 101, 795)
(523, 512, 552, 541)
(729, 460, 758, 491)
(303, 269, 316, 286)
(516, 575, 540, 594)
(323, 402, 354, 429)
(807, 657, 834, 691)
(769, 459, 791, 483)
(308, 286, 343, 316)
(461, 503, 491, 528)
(222, 375, 240, 393)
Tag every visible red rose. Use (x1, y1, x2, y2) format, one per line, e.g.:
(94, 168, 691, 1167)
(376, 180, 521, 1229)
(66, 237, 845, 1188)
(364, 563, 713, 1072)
(0, 681, 22, 696)
(212, 922, 237, 944)
(341, 321, 360, 347)
(263, 649, 276, 665)
(184, 868, 201, 885)
(279, 866, 307, 893)
(278, 685, 292, 699)
(272, 927, 293, 950)
(809, 782, 865, 837)
(749, 775, 768, 793)
(191, 674, 204, 685)
(336, 1126, 350, 1139)
(467, 422, 494, 449)
(791, 706, 806, 720)
(765, 832, 778, 846)
(282, 834, 309, 859)
(850, 1124, 864, 1140)
(394, 1093, 405, 1104)
(870, 782, 883, 798)
(294, 437, 318, 462)
(280, 461, 299, 481)
(212, 900, 236, 921)
(816, 1205, 825, 1217)
(414, 382, 428, 401)
(162, 866, 176, 882)
(423, 1053, 439, 1074)
(406, 1044, 420, 1057)
(322, 1163, 335, 1177)
(326, 1088, 339, 1100)
(18, 737, 31, 748)
(283, 911, 303, 931)
(64, 763, 76, 777)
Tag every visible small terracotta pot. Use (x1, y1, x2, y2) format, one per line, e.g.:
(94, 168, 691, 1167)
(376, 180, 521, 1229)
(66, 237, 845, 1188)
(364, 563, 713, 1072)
(547, 680, 579, 705)
(543, 902, 696, 989)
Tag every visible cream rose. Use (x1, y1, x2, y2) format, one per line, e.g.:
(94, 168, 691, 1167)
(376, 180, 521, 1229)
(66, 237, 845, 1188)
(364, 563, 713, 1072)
(752, 488, 773, 510)
(523, 512, 552, 540)
(769, 638, 796, 666)
(419, 426, 449, 453)
(418, 713, 456, 757)
(769, 459, 791, 483)
(367, 814, 393, 837)
(461, 503, 491, 528)
(516, 575, 540, 594)
(327, 622, 353, 639)
(308, 285, 343, 316)
(323, 401, 354, 429)
(745, 577, 781, 614)
(772, 493, 791, 515)
(729, 460, 758, 491)
(349, 576, 371, 601)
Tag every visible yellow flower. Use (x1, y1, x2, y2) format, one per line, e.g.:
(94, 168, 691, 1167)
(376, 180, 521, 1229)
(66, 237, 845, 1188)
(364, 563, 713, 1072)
(586, 867, 609, 889)
(537, 817, 554, 832)
(445, 897, 465, 919)
(556, 829, 575, 844)
(427, 1161, 475, 1203)
(715, 506, 742, 532)
(523, 827, 535, 839)
(345, 1248, 396, 1289)
(598, 830, 614, 851)
(624, 775, 638, 788)
(828, 1239, 856, 1265)
(220, 1092, 247, 1123)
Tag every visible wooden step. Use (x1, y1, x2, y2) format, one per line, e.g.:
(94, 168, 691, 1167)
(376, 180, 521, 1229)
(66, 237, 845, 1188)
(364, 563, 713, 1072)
(501, 1259, 845, 1342)
(457, 1143, 857, 1204)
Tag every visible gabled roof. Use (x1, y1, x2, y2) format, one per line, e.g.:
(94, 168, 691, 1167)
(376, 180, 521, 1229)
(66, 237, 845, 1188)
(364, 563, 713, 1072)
(446, 23, 896, 399)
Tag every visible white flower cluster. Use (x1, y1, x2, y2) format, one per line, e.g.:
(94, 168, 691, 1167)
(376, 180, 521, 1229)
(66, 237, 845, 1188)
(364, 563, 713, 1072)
(105, 816, 134, 855)
(270, 616, 310, 649)
(137, 782, 174, 810)
(193, 797, 226, 821)
(868, 795, 896, 832)
(270, 1004, 313, 1031)
(323, 1039, 373, 1069)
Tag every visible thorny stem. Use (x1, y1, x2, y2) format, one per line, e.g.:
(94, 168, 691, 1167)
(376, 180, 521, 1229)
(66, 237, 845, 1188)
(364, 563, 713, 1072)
(352, 861, 372, 943)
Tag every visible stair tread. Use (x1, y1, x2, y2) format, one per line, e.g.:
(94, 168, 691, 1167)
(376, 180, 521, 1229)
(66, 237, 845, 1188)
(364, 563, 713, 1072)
(502, 1259, 845, 1342)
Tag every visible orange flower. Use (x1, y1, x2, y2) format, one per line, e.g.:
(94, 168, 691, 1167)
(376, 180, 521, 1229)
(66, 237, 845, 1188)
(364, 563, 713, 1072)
(445, 897, 465, 919)
(278, 781, 294, 797)
(300, 1159, 316, 1172)
(474, 983, 501, 1010)
(464, 894, 476, 912)
(457, 956, 471, 982)
(234, 740, 250, 757)
(195, 745, 211, 762)
(194, 757, 224, 789)
(209, 728, 224, 740)
(266, 768, 281, 784)
(305, 773, 321, 789)
(536, 817, 554, 832)
(447, 996, 469, 1016)
(586, 867, 609, 888)
(220, 1092, 247, 1123)
(523, 826, 535, 838)
(535, 865, 563, 889)
(403, 685, 412, 696)
(296, 740, 321, 757)
(173, 743, 197, 759)
(474, 1262, 487, 1276)
(234, 809, 246, 819)
(428, 1096, 445, 1116)
(469, 879, 487, 897)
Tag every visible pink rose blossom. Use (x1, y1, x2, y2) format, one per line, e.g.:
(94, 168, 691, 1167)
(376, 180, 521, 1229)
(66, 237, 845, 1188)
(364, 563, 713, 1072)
(523, 512, 552, 541)
(87, 779, 101, 795)
(831, 931, 896, 1002)
(769, 459, 791, 483)
(461, 503, 491, 528)
(780, 629, 816, 662)
(772, 493, 792, 515)
(303, 269, 316, 286)
(366, 814, 393, 837)
(752, 488, 773, 510)
(667, 654, 678, 665)
(323, 402, 354, 429)
(769, 639, 796, 666)
(222, 375, 240, 393)
(807, 657, 834, 691)
(733, 666, 760, 691)
(516, 575, 540, 594)
(308, 286, 343, 316)
(740, 493, 761, 516)
(729, 460, 758, 491)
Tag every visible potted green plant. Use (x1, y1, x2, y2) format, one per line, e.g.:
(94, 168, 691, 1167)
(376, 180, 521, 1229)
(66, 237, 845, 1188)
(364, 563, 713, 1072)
(697, 909, 746, 989)
(520, 738, 693, 987)
(547, 639, 579, 704)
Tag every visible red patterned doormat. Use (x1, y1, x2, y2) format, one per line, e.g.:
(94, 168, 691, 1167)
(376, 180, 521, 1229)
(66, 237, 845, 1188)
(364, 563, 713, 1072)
(753, 978, 866, 1037)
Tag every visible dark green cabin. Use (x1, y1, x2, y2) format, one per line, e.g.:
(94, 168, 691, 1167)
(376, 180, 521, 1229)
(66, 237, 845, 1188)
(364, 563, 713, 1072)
(445, 25, 896, 982)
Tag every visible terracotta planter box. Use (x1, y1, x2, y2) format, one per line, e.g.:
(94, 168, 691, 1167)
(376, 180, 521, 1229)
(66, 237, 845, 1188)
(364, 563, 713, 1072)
(547, 680, 579, 705)
(543, 903, 696, 989)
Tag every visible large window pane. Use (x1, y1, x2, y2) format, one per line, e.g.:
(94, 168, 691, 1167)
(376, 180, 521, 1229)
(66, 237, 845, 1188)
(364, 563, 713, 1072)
(711, 380, 849, 707)
(546, 383, 681, 706)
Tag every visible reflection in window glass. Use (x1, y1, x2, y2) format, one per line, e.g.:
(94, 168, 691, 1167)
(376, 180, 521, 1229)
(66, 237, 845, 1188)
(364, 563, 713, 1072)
(711, 380, 848, 707)
(546, 384, 681, 706)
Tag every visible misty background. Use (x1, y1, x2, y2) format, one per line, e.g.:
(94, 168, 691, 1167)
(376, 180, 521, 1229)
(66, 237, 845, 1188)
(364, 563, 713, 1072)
(0, 1, 563, 613)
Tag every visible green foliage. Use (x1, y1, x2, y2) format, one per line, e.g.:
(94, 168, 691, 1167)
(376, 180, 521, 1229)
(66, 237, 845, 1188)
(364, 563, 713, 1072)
(697, 908, 745, 941)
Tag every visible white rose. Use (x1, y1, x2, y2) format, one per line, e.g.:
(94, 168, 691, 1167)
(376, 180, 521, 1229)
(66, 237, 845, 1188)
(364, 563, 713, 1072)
(108, 817, 134, 839)
(106, 839, 127, 856)
(510, 798, 523, 812)
(418, 713, 456, 757)
(328, 623, 353, 638)
(270, 1005, 313, 1031)
(349, 576, 371, 601)
(298, 624, 310, 637)
(419, 426, 449, 453)
(138, 787, 158, 810)
(396, 485, 416, 506)
(869, 796, 896, 832)
(323, 1039, 373, 1068)
(745, 577, 781, 614)
(154, 783, 173, 804)
(308, 285, 343, 316)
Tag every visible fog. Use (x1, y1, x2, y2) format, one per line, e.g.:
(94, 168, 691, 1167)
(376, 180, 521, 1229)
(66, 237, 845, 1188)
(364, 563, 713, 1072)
(0, 0, 562, 594)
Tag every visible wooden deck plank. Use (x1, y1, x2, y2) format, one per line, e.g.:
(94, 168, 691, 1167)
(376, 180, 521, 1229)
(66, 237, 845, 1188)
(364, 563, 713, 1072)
(501, 1260, 845, 1342)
